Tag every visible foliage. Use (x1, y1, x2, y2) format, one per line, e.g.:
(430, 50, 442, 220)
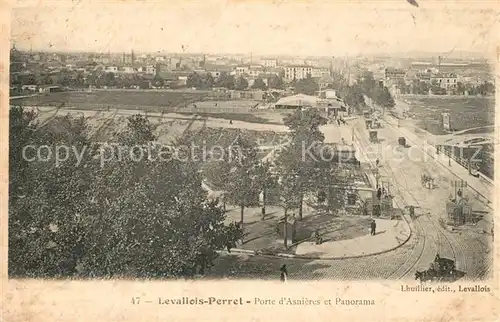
(267, 75, 283, 89)
(412, 80, 430, 95)
(251, 78, 267, 90)
(357, 70, 395, 108)
(8, 106, 242, 278)
(277, 109, 330, 220)
(214, 72, 235, 90)
(224, 135, 260, 224)
(293, 75, 318, 95)
(234, 76, 249, 91)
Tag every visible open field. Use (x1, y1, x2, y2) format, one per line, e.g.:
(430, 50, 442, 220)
(15, 91, 208, 110)
(401, 97, 494, 135)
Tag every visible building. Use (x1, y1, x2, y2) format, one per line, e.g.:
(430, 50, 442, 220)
(274, 93, 318, 109)
(384, 68, 406, 80)
(120, 66, 135, 74)
(261, 58, 278, 68)
(234, 66, 249, 76)
(145, 65, 156, 75)
(311, 68, 331, 78)
(416, 72, 431, 83)
(38, 85, 63, 93)
(283, 65, 314, 81)
(431, 73, 458, 89)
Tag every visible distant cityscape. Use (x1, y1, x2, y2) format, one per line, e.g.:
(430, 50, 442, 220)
(9, 44, 495, 97)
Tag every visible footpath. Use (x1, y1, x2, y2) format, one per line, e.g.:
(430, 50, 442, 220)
(293, 218, 410, 259)
(225, 216, 411, 260)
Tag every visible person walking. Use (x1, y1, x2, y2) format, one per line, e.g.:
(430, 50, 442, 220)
(280, 264, 288, 282)
(370, 220, 376, 235)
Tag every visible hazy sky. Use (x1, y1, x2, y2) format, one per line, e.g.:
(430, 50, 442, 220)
(10, 0, 500, 56)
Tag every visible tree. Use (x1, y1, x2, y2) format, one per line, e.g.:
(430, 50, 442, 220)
(277, 109, 328, 220)
(294, 75, 318, 95)
(455, 82, 466, 95)
(121, 114, 157, 144)
(104, 72, 116, 87)
(234, 76, 249, 90)
(372, 85, 395, 108)
(152, 75, 165, 88)
(251, 78, 267, 90)
(225, 136, 259, 229)
(214, 72, 235, 90)
(267, 74, 283, 89)
(8, 107, 244, 278)
(203, 74, 214, 89)
(277, 169, 300, 248)
(253, 161, 278, 219)
(187, 72, 203, 89)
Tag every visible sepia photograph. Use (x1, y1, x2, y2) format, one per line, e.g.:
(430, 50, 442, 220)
(2, 0, 498, 321)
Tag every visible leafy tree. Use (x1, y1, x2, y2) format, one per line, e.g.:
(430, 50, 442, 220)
(412, 80, 430, 95)
(187, 72, 203, 89)
(224, 135, 259, 230)
(455, 82, 466, 95)
(152, 75, 164, 88)
(277, 109, 328, 220)
(214, 72, 235, 90)
(294, 75, 318, 95)
(252, 161, 278, 219)
(104, 72, 116, 87)
(8, 107, 243, 278)
(372, 85, 395, 108)
(251, 78, 267, 90)
(234, 76, 249, 90)
(204, 73, 215, 89)
(267, 74, 283, 89)
(121, 114, 157, 144)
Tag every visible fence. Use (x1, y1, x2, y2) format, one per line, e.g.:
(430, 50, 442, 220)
(436, 145, 494, 185)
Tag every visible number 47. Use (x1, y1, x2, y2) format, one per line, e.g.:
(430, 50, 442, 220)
(131, 297, 140, 305)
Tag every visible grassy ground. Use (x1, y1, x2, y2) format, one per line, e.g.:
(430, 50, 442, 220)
(16, 91, 208, 109)
(402, 97, 494, 135)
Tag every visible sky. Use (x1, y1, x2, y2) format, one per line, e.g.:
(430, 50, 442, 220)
(10, 0, 500, 57)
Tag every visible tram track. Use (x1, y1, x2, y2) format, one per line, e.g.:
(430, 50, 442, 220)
(354, 119, 469, 280)
(353, 123, 426, 279)
(382, 118, 490, 279)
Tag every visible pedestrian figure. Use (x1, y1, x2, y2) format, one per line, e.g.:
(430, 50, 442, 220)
(457, 189, 462, 198)
(371, 220, 376, 235)
(337, 119, 341, 126)
(280, 264, 288, 282)
(377, 187, 382, 200)
(376, 158, 379, 167)
(314, 229, 322, 245)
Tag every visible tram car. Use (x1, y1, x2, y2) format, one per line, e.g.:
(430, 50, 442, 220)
(415, 254, 456, 282)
